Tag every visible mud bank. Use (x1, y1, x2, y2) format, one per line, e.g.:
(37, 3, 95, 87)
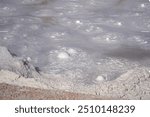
(1, 67, 150, 99)
(0, 46, 150, 99)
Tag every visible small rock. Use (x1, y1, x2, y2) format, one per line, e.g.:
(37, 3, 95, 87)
(27, 57, 32, 62)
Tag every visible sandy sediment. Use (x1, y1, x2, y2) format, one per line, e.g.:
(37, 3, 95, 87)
(0, 83, 103, 100)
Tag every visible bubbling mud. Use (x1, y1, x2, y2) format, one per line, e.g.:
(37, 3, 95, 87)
(0, 0, 150, 85)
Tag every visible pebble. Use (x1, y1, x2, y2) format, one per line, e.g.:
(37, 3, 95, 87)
(27, 57, 32, 62)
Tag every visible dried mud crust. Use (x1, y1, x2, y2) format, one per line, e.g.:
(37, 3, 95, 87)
(0, 68, 150, 100)
(94, 68, 150, 99)
(0, 83, 107, 100)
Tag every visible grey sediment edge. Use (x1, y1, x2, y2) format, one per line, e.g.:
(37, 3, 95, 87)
(0, 46, 150, 99)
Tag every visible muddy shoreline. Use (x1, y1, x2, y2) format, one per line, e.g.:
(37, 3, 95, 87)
(0, 68, 150, 99)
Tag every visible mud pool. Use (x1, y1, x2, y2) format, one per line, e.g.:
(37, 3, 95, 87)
(0, 0, 150, 85)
